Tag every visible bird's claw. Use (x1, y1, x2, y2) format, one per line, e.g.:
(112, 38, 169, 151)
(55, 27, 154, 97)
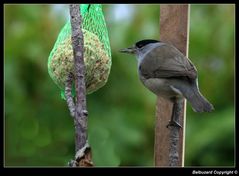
(166, 120, 182, 129)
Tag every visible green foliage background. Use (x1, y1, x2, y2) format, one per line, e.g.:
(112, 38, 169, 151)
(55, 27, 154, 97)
(4, 4, 235, 166)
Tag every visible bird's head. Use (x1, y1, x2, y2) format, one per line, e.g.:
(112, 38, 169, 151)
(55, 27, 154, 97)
(119, 39, 161, 55)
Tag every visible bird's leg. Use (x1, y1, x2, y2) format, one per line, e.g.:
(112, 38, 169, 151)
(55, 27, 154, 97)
(166, 97, 182, 128)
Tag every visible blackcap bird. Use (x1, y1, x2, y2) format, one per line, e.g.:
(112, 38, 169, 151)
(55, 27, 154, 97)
(120, 39, 214, 127)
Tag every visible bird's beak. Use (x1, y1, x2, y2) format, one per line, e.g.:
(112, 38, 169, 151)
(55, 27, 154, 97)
(119, 46, 136, 54)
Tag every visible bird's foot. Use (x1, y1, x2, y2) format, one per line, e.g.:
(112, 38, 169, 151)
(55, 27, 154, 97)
(166, 120, 182, 129)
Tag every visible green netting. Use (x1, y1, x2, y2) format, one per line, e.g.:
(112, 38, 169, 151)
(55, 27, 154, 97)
(48, 4, 112, 99)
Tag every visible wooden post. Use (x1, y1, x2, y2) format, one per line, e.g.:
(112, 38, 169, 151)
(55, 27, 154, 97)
(154, 4, 190, 166)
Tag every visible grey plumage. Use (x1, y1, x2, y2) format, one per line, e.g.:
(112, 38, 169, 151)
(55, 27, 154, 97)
(139, 43, 197, 79)
(120, 40, 214, 113)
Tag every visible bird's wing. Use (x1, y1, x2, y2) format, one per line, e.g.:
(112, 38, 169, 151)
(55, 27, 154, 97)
(140, 44, 197, 79)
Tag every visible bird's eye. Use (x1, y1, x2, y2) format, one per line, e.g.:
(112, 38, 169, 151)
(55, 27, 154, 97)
(136, 43, 144, 48)
(138, 44, 143, 48)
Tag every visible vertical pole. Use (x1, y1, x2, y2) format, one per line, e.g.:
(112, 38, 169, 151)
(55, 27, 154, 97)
(154, 4, 190, 166)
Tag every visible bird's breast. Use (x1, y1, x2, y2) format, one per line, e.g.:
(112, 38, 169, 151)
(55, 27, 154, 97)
(140, 76, 179, 99)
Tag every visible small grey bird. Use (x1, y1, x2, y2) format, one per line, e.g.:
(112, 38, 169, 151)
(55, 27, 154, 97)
(120, 39, 214, 127)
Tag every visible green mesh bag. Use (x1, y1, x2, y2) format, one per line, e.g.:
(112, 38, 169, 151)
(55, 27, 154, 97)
(48, 4, 112, 99)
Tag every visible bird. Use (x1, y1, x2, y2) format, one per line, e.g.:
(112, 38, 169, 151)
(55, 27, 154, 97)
(120, 39, 214, 128)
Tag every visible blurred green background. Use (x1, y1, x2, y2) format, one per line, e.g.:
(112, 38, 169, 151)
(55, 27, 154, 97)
(4, 4, 235, 166)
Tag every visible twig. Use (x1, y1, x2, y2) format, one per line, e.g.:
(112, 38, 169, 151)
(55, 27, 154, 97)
(68, 4, 93, 167)
(65, 72, 75, 118)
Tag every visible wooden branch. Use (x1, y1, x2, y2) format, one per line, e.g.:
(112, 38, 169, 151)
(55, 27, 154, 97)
(69, 4, 93, 167)
(155, 4, 189, 167)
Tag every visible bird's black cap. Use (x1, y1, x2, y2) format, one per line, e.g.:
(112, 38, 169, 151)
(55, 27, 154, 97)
(135, 39, 160, 48)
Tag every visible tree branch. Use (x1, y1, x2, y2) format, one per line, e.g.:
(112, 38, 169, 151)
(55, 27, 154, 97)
(68, 4, 93, 167)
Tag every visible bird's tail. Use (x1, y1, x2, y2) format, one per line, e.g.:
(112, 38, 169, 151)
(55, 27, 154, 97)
(187, 89, 214, 112)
